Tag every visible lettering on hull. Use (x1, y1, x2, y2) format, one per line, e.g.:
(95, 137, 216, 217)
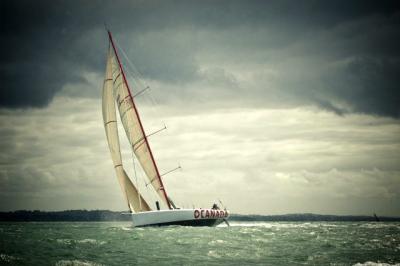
(194, 209, 229, 219)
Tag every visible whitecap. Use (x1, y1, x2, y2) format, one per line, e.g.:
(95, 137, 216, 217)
(55, 259, 104, 266)
(208, 239, 226, 245)
(228, 222, 274, 228)
(359, 223, 400, 229)
(77, 239, 106, 245)
(353, 262, 400, 266)
(0, 254, 19, 263)
(56, 239, 72, 245)
(207, 250, 221, 258)
(230, 222, 329, 229)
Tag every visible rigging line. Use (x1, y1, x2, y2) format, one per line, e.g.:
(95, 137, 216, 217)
(114, 39, 167, 134)
(125, 116, 163, 208)
(133, 86, 150, 98)
(114, 67, 136, 148)
(131, 124, 167, 152)
(161, 165, 182, 177)
(137, 159, 161, 209)
(115, 63, 141, 199)
(112, 41, 159, 136)
(129, 146, 158, 211)
(145, 165, 181, 187)
(113, 47, 144, 100)
(132, 153, 141, 211)
(114, 39, 162, 119)
(124, 116, 163, 209)
(114, 40, 147, 88)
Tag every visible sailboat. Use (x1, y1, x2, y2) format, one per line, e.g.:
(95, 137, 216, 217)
(102, 30, 229, 227)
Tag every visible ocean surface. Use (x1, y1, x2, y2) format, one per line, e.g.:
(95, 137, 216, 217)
(0, 221, 399, 266)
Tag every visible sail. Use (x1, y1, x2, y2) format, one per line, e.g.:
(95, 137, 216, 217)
(117, 167, 151, 212)
(109, 47, 170, 209)
(102, 47, 151, 212)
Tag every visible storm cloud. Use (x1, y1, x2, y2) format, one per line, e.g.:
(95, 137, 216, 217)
(1, 0, 400, 116)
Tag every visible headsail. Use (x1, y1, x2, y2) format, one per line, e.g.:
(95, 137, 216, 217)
(107, 31, 171, 209)
(102, 46, 151, 212)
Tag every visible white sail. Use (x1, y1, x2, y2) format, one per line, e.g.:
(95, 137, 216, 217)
(109, 49, 170, 209)
(102, 47, 151, 212)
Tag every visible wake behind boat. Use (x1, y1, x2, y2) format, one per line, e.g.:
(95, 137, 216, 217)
(102, 30, 229, 227)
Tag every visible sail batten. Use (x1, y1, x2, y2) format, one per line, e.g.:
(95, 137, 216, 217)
(107, 31, 172, 210)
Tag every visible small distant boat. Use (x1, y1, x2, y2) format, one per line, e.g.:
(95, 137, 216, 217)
(101, 30, 229, 227)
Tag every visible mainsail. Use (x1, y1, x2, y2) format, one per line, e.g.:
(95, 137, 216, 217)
(103, 31, 172, 211)
(102, 46, 151, 212)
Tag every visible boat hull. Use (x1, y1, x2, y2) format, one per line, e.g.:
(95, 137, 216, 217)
(132, 208, 229, 227)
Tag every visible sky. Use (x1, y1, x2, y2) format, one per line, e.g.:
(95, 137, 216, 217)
(0, 0, 399, 216)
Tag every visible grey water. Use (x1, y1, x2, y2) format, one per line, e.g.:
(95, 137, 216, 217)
(0, 222, 399, 266)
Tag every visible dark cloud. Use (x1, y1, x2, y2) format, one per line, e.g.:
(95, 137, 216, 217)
(324, 56, 400, 117)
(1, 0, 400, 117)
(0, 0, 103, 107)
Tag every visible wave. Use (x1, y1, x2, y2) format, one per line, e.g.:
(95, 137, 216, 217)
(226, 221, 345, 228)
(55, 260, 104, 266)
(359, 223, 400, 229)
(77, 239, 106, 245)
(208, 239, 227, 246)
(56, 239, 72, 245)
(207, 250, 222, 258)
(353, 262, 400, 266)
(56, 239, 106, 245)
(0, 254, 19, 263)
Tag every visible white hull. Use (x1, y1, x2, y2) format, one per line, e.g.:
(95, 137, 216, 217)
(132, 208, 229, 227)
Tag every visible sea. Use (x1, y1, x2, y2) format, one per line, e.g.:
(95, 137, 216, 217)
(0, 221, 399, 266)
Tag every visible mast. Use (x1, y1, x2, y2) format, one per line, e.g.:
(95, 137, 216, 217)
(107, 30, 172, 210)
